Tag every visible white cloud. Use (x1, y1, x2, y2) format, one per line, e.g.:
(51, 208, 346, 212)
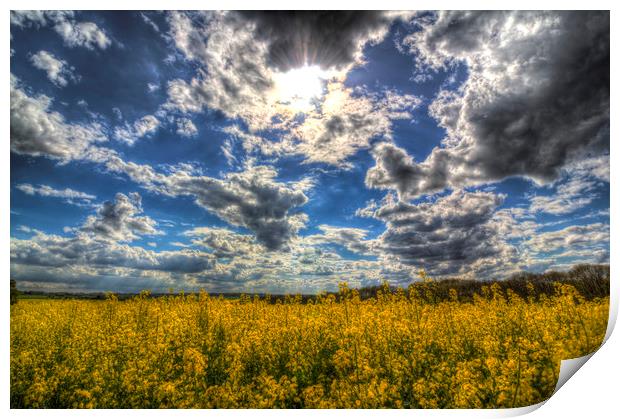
(163, 11, 275, 130)
(302, 225, 371, 255)
(114, 115, 160, 145)
(140, 13, 161, 33)
(16, 183, 95, 205)
(10, 75, 108, 163)
(525, 223, 609, 254)
(217, 84, 422, 168)
(569, 154, 610, 183)
(29, 50, 78, 87)
(112, 107, 123, 120)
(170, 242, 189, 248)
(11, 11, 111, 50)
(287, 84, 422, 168)
(529, 177, 598, 216)
(53, 20, 111, 50)
(10, 11, 71, 27)
(176, 118, 198, 137)
(184, 226, 263, 257)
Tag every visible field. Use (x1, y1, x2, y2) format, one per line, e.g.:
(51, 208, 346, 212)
(11, 279, 609, 409)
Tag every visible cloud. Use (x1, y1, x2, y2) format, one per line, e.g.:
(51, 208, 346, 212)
(11, 220, 417, 293)
(11, 10, 111, 50)
(186, 231, 416, 292)
(164, 11, 418, 146)
(112, 107, 123, 120)
(163, 12, 423, 169)
(10, 11, 71, 27)
(219, 85, 422, 168)
(29, 50, 78, 87)
(10, 75, 108, 163)
(366, 143, 431, 200)
(164, 11, 274, 130)
(140, 12, 161, 33)
(10, 192, 214, 283)
(184, 227, 263, 258)
(529, 176, 598, 216)
(176, 118, 198, 137)
(236, 11, 399, 72)
(114, 115, 160, 145)
(162, 166, 310, 251)
(524, 223, 609, 254)
(288, 85, 421, 167)
(527, 152, 608, 215)
(365, 145, 608, 277)
(487, 208, 538, 241)
(359, 190, 519, 277)
(8, 264, 176, 293)
(15, 183, 95, 205)
(54, 21, 111, 49)
(302, 225, 371, 255)
(11, 231, 214, 275)
(101, 157, 311, 251)
(389, 11, 609, 198)
(569, 154, 610, 183)
(170, 242, 189, 248)
(81, 192, 161, 242)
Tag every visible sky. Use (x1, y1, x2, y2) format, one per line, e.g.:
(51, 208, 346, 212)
(9, 11, 610, 294)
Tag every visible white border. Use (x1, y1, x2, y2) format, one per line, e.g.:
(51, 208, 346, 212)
(3, 1, 618, 417)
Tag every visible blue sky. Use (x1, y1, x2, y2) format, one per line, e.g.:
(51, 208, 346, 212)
(10, 11, 610, 293)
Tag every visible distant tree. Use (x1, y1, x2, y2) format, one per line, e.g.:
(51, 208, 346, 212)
(10, 280, 19, 305)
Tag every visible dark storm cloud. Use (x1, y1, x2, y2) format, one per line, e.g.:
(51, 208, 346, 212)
(165, 166, 309, 251)
(360, 190, 518, 277)
(81, 192, 161, 242)
(237, 11, 394, 71)
(380, 11, 610, 198)
(366, 143, 432, 200)
(103, 158, 311, 251)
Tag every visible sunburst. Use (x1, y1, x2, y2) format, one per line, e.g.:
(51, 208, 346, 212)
(273, 65, 330, 112)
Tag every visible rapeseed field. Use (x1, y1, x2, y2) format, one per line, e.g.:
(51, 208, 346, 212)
(10, 282, 608, 408)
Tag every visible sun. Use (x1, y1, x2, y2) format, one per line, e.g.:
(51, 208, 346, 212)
(273, 65, 330, 112)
